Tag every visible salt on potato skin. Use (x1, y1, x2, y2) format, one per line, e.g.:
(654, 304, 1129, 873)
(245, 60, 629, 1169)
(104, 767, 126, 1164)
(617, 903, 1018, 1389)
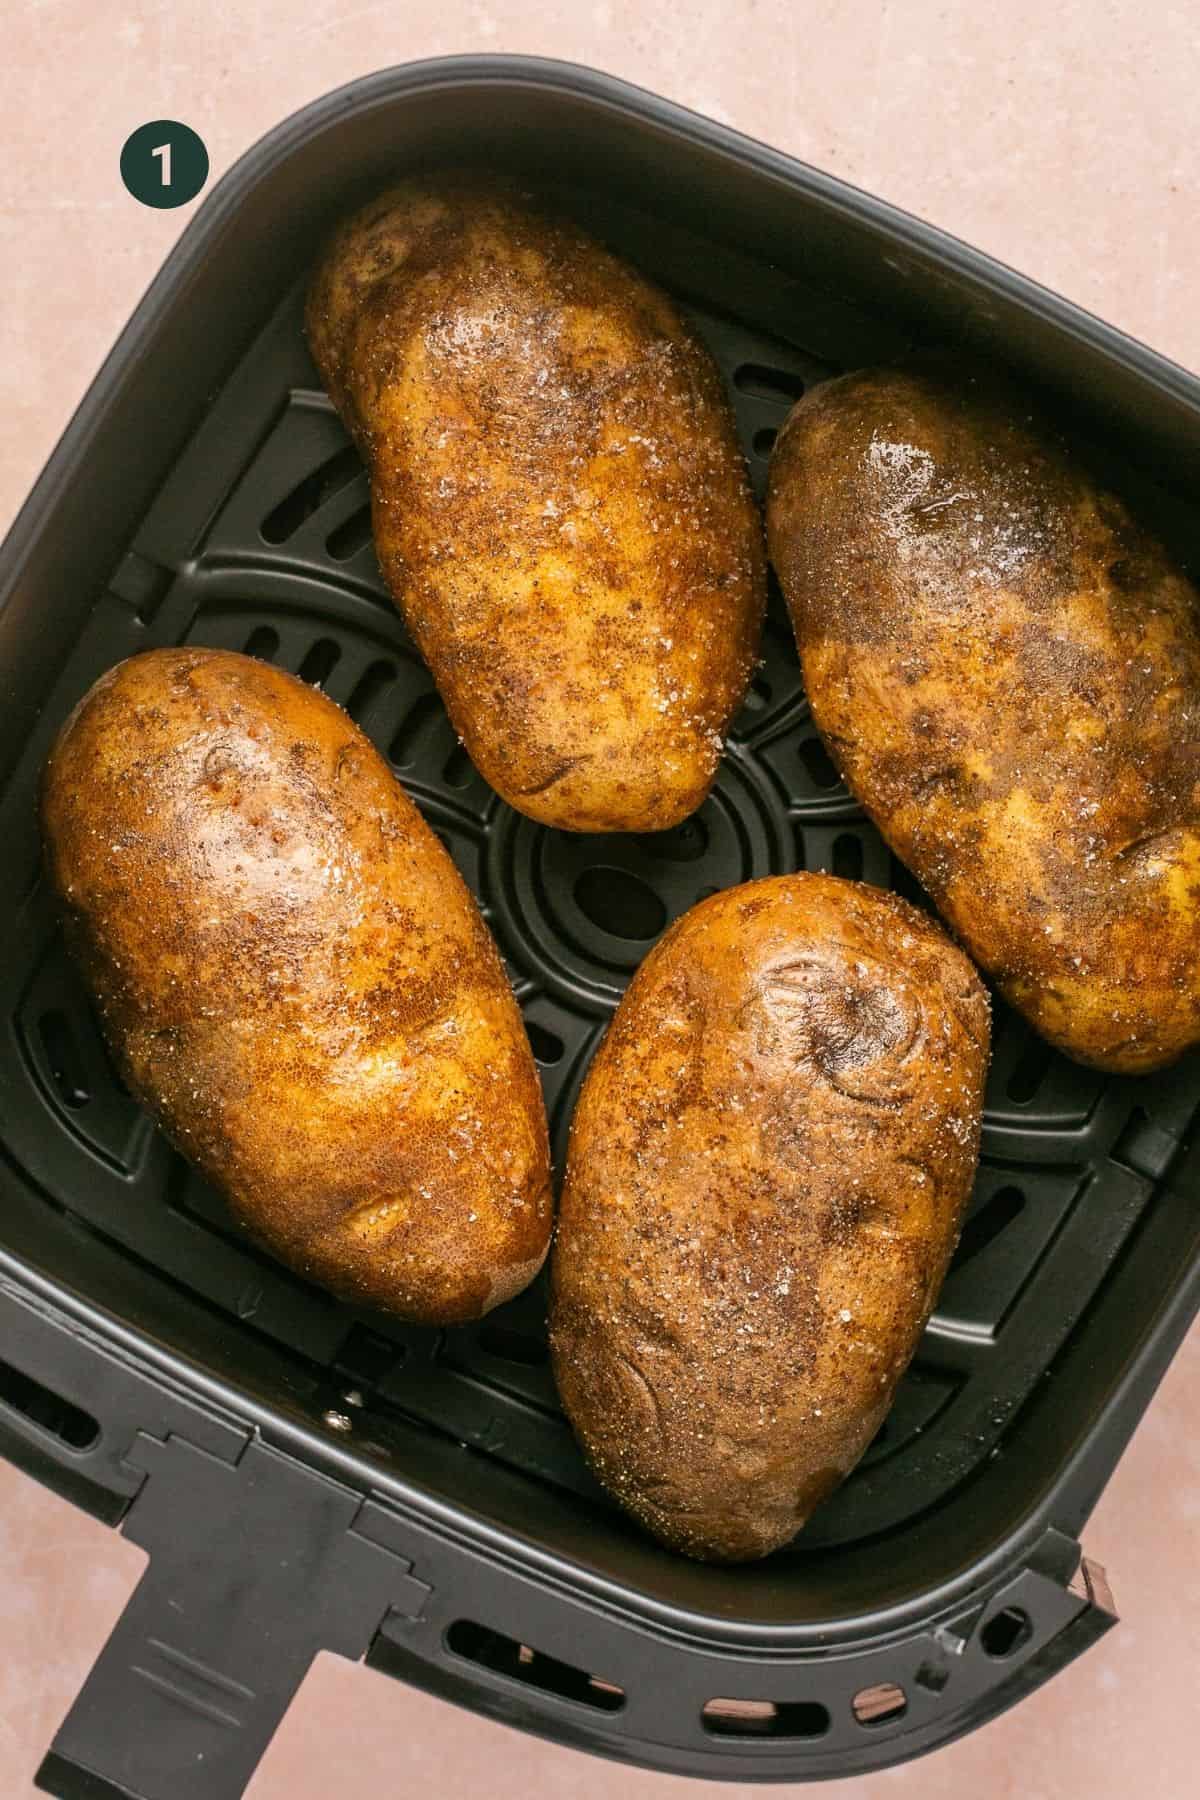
(549, 873, 989, 1563)
(768, 358, 1200, 1073)
(41, 647, 552, 1324)
(306, 175, 765, 833)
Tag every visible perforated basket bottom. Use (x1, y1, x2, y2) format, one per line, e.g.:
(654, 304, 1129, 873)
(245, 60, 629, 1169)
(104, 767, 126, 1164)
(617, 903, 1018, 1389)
(3, 212, 1196, 1558)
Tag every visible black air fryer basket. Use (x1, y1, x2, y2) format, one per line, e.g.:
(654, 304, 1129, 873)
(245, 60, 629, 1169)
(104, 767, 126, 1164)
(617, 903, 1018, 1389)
(1, 58, 1197, 1799)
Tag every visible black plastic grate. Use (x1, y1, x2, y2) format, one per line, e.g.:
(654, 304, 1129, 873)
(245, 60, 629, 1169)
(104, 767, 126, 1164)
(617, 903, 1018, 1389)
(2, 243, 1197, 1559)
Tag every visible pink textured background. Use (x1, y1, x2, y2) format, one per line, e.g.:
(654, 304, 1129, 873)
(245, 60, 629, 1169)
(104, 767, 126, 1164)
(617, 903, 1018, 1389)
(2, 3, 1198, 1796)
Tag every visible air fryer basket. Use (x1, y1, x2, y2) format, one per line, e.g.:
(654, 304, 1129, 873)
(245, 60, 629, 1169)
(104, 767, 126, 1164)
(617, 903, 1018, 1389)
(0, 58, 1197, 1799)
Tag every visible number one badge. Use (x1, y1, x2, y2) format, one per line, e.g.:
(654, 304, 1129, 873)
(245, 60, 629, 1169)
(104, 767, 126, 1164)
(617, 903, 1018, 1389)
(121, 121, 209, 209)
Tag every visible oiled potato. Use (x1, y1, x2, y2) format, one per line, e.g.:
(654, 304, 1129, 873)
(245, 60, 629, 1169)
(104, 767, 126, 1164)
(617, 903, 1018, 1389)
(306, 176, 765, 832)
(41, 647, 552, 1323)
(549, 874, 988, 1562)
(768, 359, 1200, 1073)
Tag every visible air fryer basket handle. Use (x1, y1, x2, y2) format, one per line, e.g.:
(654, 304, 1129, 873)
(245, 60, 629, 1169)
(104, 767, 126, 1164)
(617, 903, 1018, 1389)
(0, 1269, 433, 1800)
(33, 1431, 434, 1800)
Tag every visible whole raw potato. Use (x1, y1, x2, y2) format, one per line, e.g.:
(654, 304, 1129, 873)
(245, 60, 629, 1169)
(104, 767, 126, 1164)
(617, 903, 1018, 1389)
(549, 874, 989, 1562)
(306, 175, 765, 832)
(768, 359, 1200, 1073)
(41, 648, 552, 1323)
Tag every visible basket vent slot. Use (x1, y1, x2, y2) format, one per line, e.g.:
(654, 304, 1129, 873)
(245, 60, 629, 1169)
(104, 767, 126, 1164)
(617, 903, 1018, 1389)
(39, 1012, 89, 1109)
(242, 625, 279, 662)
(1006, 1033, 1054, 1103)
(852, 1682, 908, 1726)
(951, 1184, 1025, 1271)
(574, 867, 667, 941)
(94, 1008, 131, 1098)
(477, 1323, 548, 1367)
(525, 1022, 564, 1067)
(346, 659, 396, 723)
(733, 364, 806, 405)
(633, 816, 710, 863)
(980, 1605, 1033, 1659)
(327, 504, 374, 562)
(297, 637, 340, 689)
(445, 1621, 624, 1712)
(741, 674, 772, 716)
(799, 735, 841, 791)
(702, 1698, 830, 1739)
(334, 1325, 403, 1387)
(261, 446, 361, 543)
(443, 743, 474, 789)
(832, 832, 863, 880)
(0, 1358, 99, 1450)
(388, 691, 441, 766)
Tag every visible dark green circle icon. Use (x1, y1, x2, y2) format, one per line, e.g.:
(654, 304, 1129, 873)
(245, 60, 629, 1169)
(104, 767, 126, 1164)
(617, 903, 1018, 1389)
(120, 121, 209, 209)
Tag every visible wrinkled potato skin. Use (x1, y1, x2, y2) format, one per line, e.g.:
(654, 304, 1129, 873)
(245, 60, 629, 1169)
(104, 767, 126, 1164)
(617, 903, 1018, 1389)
(549, 875, 988, 1562)
(768, 360, 1200, 1074)
(41, 648, 552, 1323)
(306, 176, 765, 832)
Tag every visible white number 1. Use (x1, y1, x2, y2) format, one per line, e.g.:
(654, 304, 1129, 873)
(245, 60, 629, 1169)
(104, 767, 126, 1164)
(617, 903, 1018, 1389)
(151, 142, 171, 187)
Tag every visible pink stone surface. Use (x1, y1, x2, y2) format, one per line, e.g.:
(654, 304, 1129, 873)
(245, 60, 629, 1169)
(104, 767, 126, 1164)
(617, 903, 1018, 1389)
(2, 3, 1199, 1796)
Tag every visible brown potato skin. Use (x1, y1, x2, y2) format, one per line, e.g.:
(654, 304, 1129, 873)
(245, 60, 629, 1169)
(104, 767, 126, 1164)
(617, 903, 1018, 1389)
(768, 360, 1200, 1074)
(40, 648, 552, 1324)
(549, 874, 988, 1562)
(306, 176, 765, 832)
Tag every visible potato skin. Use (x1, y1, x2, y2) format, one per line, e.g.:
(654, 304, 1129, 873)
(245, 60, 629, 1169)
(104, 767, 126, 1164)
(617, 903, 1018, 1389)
(768, 360, 1200, 1073)
(40, 648, 552, 1323)
(306, 176, 765, 832)
(549, 874, 988, 1562)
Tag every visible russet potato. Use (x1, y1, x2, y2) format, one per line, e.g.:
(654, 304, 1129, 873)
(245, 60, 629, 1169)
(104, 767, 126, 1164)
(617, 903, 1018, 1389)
(307, 175, 765, 832)
(768, 360, 1200, 1073)
(41, 647, 552, 1323)
(549, 874, 988, 1562)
